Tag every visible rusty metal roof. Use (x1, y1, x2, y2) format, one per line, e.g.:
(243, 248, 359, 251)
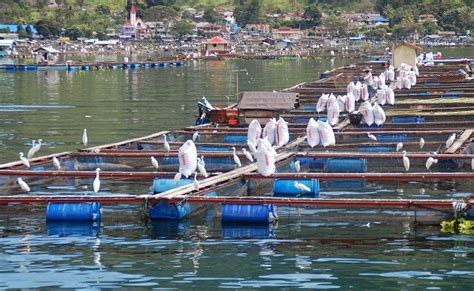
(238, 91, 298, 110)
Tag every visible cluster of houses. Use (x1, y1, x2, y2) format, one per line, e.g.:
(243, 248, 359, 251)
(0, 4, 471, 58)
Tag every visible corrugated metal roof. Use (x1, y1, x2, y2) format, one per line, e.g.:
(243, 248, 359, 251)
(238, 91, 298, 111)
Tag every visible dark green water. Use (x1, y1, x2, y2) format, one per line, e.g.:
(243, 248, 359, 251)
(1, 52, 474, 289)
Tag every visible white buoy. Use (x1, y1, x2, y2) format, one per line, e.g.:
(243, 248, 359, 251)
(402, 151, 410, 172)
(232, 147, 241, 167)
(294, 160, 301, 173)
(192, 131, 199, 142)
(82, 129, 88, 146)
(197, 157, 208, 177)
(193, 172, 200, 191)
(396, 142, 403, 152)
(419, 137, 425, 149)
(367, 132, 377, 142)
(93, 168, 101, 193)
(294, 181, 311, 192)
(445, 133, 456, 149)
(151, 156, 159, 170)
(17, 177, 30, 192)
(19, 152, 30, 168)
(163, 134, 171, 152)
(242, 148, 254, 162)
(52, 156, 61, 170)
(425, 157, 438, 170)
(27, 140, 36, 159)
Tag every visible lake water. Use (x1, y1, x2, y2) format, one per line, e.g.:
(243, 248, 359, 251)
(1, 49, 474, 289)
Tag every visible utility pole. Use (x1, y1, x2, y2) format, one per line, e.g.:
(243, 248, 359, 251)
(232, 68, 248, 101)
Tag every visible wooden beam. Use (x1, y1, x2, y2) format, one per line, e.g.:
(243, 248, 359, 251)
(446, 129, 473, 154)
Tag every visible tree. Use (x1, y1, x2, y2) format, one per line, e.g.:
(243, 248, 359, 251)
(365, 26, 387, 41)
(304, 4, 322, 27)
(75, 0, 85, 9)
(95, 4, 111, 16)
(324, 14, 348, 38)
(203, 7, 217, 23)
(171, 20, 193, 39)
(17, 25, 28, 39)
(234, 0, 261, 27)
(35, 19, 61, 38)
(143, 5, 178, 21)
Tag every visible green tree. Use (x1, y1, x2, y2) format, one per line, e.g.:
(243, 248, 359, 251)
(324, 14, 348, 37)
(365, 26, 387, 41)
(17, 25, 28, 38)
(203, 7, 217, 23)
(304, 4, 322, 27)
(35, 19, 61, 38)
(143, 5, 178, 21)
(234, 0, 261, 27)
(95, 4, 111, 16)
(171, 20, 193, 39)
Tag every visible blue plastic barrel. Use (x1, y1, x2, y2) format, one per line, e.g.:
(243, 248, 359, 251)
(301, 105, 316, 111)
(273, 178, 319, 197)
(223, 135, 247, 144)
(159, 157, 179, 165)
(376, 134, 408, 143)
(293, 157, 326, 170)
(325, 158, 368, 173)
(317, 118, 328, 122)
(46, 202, 102, 221)
(47, 221, 100, 237)
(358, 146, 393, 152)
(221, 204, 276, 223)
(76, 156, 106, 165)
(149, 201, 191, 220)
(391, 117, 425, 123)
(222, 223, 272, 239)
(152, 178, 192, 194)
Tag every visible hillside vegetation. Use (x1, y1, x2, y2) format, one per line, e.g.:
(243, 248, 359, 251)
(0, 0, 472, 40)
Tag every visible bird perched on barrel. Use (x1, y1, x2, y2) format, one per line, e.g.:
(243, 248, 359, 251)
(52, 156, 61, 170)
(19, 152, 30, 168)
(396, 142, 403, 152)
(294, 160, 301, 173)
(294, 181, 311, 192)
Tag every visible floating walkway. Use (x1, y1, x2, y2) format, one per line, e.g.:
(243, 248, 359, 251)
(1, 59, 473, 230)
(0, 60, 184, 71)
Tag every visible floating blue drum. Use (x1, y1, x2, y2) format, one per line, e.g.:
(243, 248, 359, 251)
(221, 204, 276, 223)
(149, 201, 191, 220)
(223, 135, 247, 144)
(293, 157, 326, 170)
(292, 117, 310, 123)
(152, 178, 193, 194)
(325, 158, 368, 173)
(46, 202, 102, 221)
(273, 178, 319, 197)
(159, 157, 179, 165)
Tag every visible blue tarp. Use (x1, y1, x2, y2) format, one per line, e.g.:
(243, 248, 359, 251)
(0, 24, 37, 34)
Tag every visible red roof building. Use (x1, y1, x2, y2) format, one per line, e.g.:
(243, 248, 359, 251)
(201, 36, 231, 56)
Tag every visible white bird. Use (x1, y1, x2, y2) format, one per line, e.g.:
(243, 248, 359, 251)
(425, 157, 438, 171)
(200, 155, 206, 167)
(242, 148, 254, 162)
(193, 172, 200, 191)
(197, 157, 209, 177)
(445, 133, 456, 149)
(294, 181, 311, 192)
(32, 139, 42, 156)
(19, 152, 30, 168)
(232, 147, 241, 167)
(294, 160, 301, 173)
(247, 139, 257, 156)
(17, 177, 30, 192)
(402, 151, 410, 172)
(163, 134, 171, 152)
(52, 156, 61, 170)
(396, 142, 403, 152)
(82, 129, 88, 146)
(150, 156, 159, 170)
(174, 170, 182, 184)
(27, 140, 36, 159)
(367, 132, 377, 142)
(419, 137, 425, 149)
(471, 158, 474, 171)
(93, 168, 101, 193)
(192, 131, 199, 142)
